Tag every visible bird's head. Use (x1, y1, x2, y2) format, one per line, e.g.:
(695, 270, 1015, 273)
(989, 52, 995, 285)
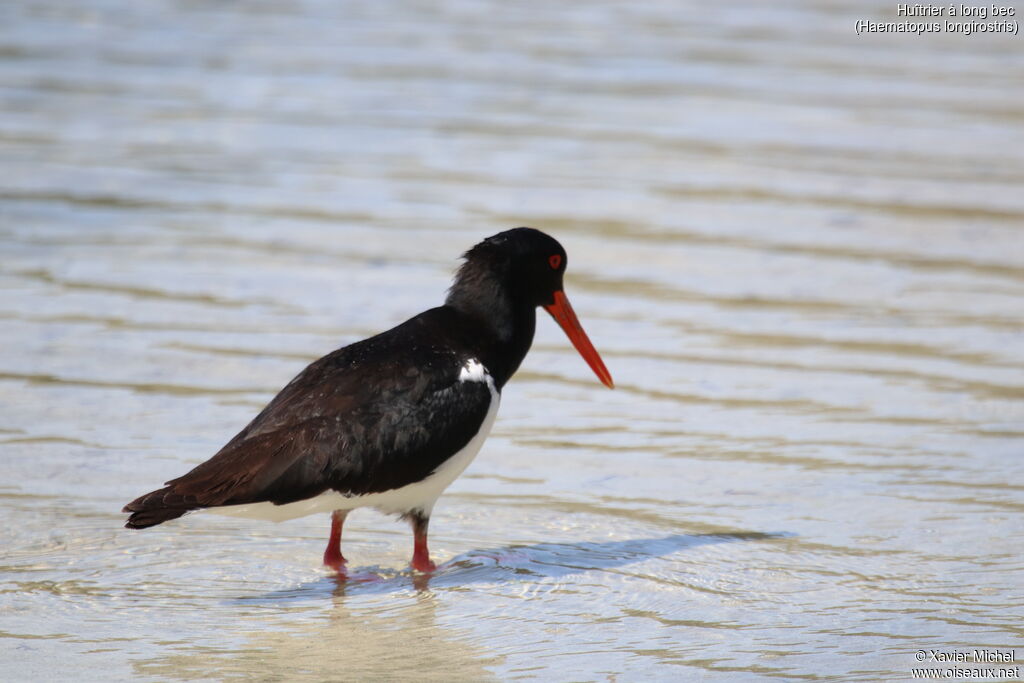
(447, 227, 614, 388)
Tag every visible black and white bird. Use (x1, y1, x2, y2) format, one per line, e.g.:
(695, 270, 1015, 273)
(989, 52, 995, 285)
(123, 228, 613, 572)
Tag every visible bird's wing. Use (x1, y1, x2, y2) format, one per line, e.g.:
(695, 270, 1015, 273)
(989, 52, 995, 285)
(124, 317, 494, 527)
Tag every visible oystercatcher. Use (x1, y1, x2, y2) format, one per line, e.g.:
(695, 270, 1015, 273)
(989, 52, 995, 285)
(123, 228, 613, 572)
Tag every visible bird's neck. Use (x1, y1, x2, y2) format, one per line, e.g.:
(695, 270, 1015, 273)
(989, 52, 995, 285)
(445, 279, 536, 389)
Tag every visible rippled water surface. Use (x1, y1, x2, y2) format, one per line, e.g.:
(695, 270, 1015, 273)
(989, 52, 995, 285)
(3, 1, 1023, 680)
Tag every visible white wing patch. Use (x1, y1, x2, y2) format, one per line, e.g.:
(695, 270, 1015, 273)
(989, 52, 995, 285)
(459, 358, 490, 385)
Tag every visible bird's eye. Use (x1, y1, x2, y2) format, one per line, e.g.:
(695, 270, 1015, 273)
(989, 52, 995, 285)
(549, 254, 562, 270)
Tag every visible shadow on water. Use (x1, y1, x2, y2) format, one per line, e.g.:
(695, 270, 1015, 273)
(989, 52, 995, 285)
(238, 531, 792, 603)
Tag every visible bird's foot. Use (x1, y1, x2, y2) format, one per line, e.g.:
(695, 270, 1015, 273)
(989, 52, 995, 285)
(411, 556, 437, 573)
(323, 549, 348, 571)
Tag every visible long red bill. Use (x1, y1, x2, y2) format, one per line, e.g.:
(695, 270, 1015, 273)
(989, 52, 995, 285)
(543, 290, 614, 389)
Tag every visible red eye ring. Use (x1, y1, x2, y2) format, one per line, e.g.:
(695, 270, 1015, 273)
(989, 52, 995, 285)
(549, 254, 562, 270)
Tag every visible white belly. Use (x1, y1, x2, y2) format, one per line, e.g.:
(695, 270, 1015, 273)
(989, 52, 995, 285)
(211, 368, 500, 522)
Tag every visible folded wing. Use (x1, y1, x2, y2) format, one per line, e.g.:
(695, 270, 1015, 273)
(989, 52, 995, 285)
(123, 320, 492, 529)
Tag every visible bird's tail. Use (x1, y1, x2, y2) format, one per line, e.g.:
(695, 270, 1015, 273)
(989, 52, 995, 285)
(122, 486, 203, 529)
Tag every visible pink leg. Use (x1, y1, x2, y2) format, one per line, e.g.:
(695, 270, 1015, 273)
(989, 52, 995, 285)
(323, 510, 349, 569)
(410, 511, 437, 573)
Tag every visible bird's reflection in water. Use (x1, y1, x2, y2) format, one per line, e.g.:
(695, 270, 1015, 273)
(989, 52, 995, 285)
(136, 566, 498, 681)
(327, 564, 433, 595)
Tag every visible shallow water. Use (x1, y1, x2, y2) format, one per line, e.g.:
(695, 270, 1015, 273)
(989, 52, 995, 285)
(2, 1, 1023, 680)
